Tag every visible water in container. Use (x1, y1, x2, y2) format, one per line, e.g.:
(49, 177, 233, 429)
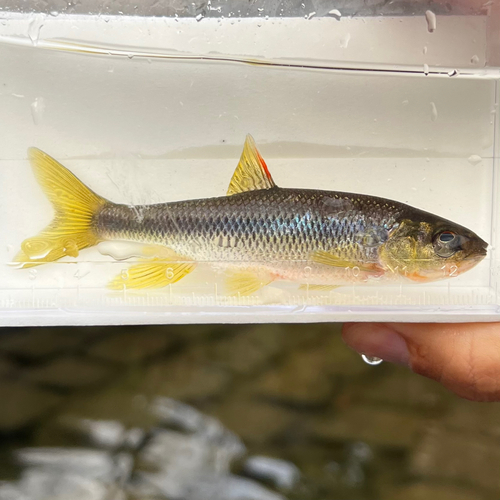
(0, 2, 499, 325)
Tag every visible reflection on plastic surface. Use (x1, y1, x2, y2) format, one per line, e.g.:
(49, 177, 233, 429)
(12, 136, 489, 299)
(0, 10, 499, 323)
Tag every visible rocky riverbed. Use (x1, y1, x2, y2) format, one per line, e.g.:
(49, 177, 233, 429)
(0, 323, 499, 499)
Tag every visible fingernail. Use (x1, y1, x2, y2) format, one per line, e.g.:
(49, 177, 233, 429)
(342, 323, 410, 366)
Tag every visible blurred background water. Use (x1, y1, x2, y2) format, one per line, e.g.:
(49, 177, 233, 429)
(0, 324, 499, 500)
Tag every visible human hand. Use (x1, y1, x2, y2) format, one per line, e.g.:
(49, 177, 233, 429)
(342, 323, 500, 402)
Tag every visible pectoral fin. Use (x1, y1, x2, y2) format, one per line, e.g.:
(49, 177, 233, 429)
(299, 284, 340, 292)
(109, 258, 196, 290)
(311, 250, 383, 275)
(225, 270, 274, 296)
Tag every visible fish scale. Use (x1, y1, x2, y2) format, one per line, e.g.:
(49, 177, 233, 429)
(16, 135, 487, 291)
(95, 188, 401, 269)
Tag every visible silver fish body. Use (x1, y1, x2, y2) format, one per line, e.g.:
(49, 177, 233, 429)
(16, 136, 488, 292)
(96, 188, 402, 284)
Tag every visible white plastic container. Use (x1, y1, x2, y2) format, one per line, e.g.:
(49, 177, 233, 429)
(1, 2, 499, 325)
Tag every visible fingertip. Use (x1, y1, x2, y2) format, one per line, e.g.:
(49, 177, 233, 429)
(341, 322, 410, 366)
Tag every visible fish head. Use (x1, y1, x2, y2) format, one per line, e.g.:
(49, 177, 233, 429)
(379, 218, 487, 282)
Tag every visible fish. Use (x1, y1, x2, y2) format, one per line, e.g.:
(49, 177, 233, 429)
(15, 135, 488, 295)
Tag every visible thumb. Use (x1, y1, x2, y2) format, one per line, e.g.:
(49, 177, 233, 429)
(342, 322, 500, 402)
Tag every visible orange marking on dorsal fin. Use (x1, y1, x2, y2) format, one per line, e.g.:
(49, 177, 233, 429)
(227, 134, 276, 196)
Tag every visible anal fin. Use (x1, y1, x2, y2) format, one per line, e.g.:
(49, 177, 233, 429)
(109, 257, 196, 290)
(225, 270, 274, 296)
(299, 284, 340, 292)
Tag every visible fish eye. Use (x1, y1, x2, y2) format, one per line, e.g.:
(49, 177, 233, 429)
(438, 231, 456, 243)
(433, 230, 463, 258)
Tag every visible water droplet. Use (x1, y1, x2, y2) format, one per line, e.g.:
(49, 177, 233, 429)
(467, 154, 482, 165)
(195, 13, 203, 21)
(430, 102, 438, 121)
(361, 354, 383, 366)
(328, 8, 342, 20)
(423, 63, 429, 75)
(29, 269, 37, 281)
(340, 33, 351, 49)
(471, 54, 479, 64)
(257, 7, 263, 12)
(305, 11, 316, 19)
(265, 15, 269, 20)
(30, 97, 45, 125)
(422, 46, 427, 55)
(448, 69, 458, 77)
(402, 99, 409, 106)
(50, 10, 59, 16)
(28, 14, 44, 46)
(425, 10, 437, 33)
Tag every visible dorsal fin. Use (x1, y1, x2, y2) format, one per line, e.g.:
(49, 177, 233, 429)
(227, 135, 276, 196)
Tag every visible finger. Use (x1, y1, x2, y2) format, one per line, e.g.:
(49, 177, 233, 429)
(342, 322, 500, 402)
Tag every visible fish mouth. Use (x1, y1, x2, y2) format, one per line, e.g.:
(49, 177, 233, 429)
(478, 245, 488, 257)
(468, 244, 488, 261)
(457, 249, 487, 274)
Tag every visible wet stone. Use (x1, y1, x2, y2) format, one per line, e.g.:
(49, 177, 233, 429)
(207, 325, 285, 375)
(137, 409, 245, 473)
(243, 456, 300, 490)
(249, 347, 334, 407)
(319, 332, 373, 377)
(135, 399, 247, 499)
(138, 429, 224, 475)
(312, 405, 427, 449)
(387, 482, 489, 500)
(0, 381, 62, 432)
(210, 397, 296, 445)
(87, 329, 176, 364)
(0, 329, 84, 360)
(15, 448, 116, 481)
(0, 357, 17, 378)
(135, 471, 285, 500)
(175, 324, 230, 340)
(38, 416, 145, 450)
(33, 387, 160, 448)
(0, 483, 24, 500)
(17, 469, 124, 500)
(138, 354, 230, 402)
(441, 399, 500, 438)
(350, 366, 451, 412)
(22, 356, 115, 389)
(150, 397, 243, 449)
(281, 323, 339, 350)
(75, 419, 127, 449)
(182, 474, 286, 500)
(410, 424, 500, 493)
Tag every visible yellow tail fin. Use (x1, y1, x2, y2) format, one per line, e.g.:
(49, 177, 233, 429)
(15, 148, 107, 268)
